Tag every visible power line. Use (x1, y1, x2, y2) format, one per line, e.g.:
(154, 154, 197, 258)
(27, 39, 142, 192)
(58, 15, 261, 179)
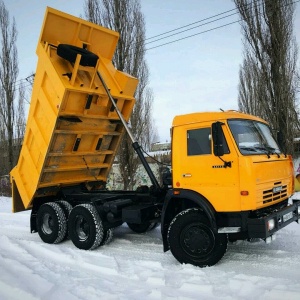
(145, 7, 239, 42)
(146, 20, 240, 51)
(145, 0, 300, 51)
(145, 11, 238, 46)
(13, 78, 26, 85)
(144, 0, 262, 46)
(13, 82, 32, 93)
(13, 74, 34, 91)
(13, 83, 30, 92)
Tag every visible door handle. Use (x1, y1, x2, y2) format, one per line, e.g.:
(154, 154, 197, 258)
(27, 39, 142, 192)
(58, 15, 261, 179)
(182, 173, 192, 178)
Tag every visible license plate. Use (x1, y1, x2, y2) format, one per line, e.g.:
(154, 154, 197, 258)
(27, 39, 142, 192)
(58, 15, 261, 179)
(283, 211, 293, 222)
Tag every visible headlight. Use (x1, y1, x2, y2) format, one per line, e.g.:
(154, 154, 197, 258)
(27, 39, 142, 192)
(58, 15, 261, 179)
(298, 206, 300, 215)
(268, 219, 275, 231)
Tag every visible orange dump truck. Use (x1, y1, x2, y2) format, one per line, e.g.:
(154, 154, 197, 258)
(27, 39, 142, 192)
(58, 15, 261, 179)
(11, 7, 300, 267)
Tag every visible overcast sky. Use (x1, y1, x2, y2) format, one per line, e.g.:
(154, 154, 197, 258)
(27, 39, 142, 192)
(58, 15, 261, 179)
(4, 0, 300, 142)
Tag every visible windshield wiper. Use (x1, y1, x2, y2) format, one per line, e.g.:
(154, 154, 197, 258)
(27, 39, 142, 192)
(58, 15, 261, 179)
(254, 146, 271, 158)
(265, 146, 280, 158)
(239, 146, 257, 152)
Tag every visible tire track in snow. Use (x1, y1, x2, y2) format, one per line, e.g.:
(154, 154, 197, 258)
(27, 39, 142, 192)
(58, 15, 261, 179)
(221, 233, 300, 285)
(7, 235, 175, 299)
(0, 235, 128, 300)
(0, 224, 200, 299)
(0, 235, 62, 299)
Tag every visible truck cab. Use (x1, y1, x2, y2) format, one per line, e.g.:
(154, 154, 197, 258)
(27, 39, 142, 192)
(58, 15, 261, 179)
(172, 111, 293, 212)
(162, 111, 299, 267)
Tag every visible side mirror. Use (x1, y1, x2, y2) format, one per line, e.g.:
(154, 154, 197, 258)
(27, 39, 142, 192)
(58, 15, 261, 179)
(277, 130, 285, 151)
(212, 121, 224, 156)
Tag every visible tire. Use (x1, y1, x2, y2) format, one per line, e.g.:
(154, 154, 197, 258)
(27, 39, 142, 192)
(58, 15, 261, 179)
(57, 44, 99, 67)
(68, 204, 104, 250)
(127, 222, 158, 233)
(56, 200, 73, 240)
(167, 208, 228, 267)
(56, 200, 72, 219)
(36, 202, 67, 244)
(100, 228, 113, 246)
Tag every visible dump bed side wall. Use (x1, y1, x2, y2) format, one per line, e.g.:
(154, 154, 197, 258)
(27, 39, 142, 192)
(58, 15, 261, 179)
(10, 7, 138, 212)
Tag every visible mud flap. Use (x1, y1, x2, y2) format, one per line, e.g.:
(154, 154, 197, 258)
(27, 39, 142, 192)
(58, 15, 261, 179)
(12, 179, 26, 213)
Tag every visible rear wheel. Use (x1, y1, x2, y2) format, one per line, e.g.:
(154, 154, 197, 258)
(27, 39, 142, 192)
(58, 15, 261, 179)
(167, 208, 228, 267)
(36, 202, 67, 244)
(100, 229, 114, 246)
(68, 204, 104, 250)
(56, 200, 73, 240)
(56, 200, 72, 219)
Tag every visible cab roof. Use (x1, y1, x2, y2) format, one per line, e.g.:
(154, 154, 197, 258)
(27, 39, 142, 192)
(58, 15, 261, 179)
(172, 111, 267, 127)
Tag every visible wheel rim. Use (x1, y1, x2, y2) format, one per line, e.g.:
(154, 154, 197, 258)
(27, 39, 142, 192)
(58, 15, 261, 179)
(42, 213, 54, 235)
(75, 215, 90, 241)
(180, 222, 215, 258)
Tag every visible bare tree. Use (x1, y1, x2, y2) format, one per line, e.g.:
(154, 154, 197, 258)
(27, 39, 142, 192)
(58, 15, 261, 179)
(84, 0, 157, 189)
(234, 0, 299, 154)
(0, 114, 7, 175)
(15, 81, 26, 154)
(238, 51, 265, 117)
(0, 0, 19, 174)
(84, 0, 101, 24)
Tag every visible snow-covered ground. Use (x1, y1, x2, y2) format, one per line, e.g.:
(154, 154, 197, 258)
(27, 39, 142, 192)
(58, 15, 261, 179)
(1, 196, 300, 300)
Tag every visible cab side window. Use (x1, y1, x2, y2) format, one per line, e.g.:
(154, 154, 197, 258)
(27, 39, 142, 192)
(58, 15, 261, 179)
(187, 128, 211, 155)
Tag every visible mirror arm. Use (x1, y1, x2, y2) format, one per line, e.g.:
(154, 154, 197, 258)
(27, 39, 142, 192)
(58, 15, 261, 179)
(218, 156, 232, 168)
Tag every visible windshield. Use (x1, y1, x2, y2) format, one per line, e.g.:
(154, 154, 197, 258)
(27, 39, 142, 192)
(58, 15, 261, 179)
(228, 119, 281, 155)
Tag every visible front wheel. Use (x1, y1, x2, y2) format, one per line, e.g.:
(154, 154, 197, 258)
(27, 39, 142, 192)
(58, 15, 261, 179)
(167, 208, 228, 267)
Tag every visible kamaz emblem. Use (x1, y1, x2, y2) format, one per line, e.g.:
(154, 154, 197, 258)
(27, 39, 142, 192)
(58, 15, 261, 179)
(273, 186, 283, 193)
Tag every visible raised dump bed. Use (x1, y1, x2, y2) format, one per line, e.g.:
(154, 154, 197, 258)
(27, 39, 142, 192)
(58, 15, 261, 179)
(10, 7, 138, 212)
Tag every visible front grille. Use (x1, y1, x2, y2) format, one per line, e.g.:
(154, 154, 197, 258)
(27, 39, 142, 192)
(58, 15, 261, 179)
(262, 184, 288, 204)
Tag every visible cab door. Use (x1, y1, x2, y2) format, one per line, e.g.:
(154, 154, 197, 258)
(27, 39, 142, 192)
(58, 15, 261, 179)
(172, 122, 240, 212)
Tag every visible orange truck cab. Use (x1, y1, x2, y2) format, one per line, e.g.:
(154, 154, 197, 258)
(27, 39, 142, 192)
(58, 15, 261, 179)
(161, 111, 300, 266)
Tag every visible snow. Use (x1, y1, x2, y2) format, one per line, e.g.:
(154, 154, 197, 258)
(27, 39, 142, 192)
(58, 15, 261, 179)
(1, 196, 300, 300)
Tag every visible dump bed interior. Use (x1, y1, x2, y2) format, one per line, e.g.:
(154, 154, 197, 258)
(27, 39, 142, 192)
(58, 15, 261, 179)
(10, 7, 138, 212)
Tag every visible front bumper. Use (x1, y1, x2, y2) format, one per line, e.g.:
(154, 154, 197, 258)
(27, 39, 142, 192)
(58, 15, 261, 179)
(247, 199, 300, 239)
